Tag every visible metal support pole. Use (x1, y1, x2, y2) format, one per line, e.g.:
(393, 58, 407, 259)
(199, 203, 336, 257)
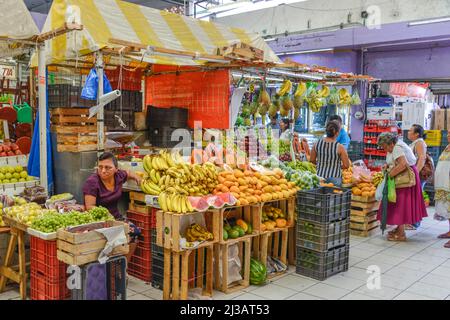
(37, 44, 48, 191)
(96, 52, 104, 153)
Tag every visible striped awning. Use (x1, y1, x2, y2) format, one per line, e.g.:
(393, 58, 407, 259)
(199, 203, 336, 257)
(0, 0, 40, 58)
(34, 0, 281, 67)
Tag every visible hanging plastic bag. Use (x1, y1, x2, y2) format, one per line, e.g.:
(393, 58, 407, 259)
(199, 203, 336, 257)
(375, 175, 386, 201)
(352, 160, 372, 183)
(387, 176, 396, 203)
(81, 68, 113, 100)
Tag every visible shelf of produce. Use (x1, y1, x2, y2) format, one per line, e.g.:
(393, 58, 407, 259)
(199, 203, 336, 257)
(213, 237, 251, 294)
(0, 179, 40, 197)
(218, 204, 260, 244)
(220, 232, 257, 245)
(156, 210, 220, 252)
(1, 215, 28, 232)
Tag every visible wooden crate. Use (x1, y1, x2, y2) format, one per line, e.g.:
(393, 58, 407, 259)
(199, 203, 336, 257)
(50, 108, 97, 126)
(259, 197, 296, 233)
(129, 201, 153, 215)
(163, 244, 213, 300)
(351, 194, 376, 203)
(217, 42, 264, 61)
(56, 221, 129, 265)
(213, 237, 251, 294)
(252, 228, 289, 279)
(218, 205, 260, 244)
(350, 212, 379, 230)
(156, 210, 220, 252)
(288, 224, 296, 266)
(351, 200, 380, 217)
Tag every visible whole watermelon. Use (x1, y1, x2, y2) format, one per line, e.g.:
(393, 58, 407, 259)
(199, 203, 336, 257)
(250, 258, 267, 285)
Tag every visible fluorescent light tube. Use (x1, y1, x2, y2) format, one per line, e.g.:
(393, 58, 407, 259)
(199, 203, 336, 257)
(280, 48, 334, 55)
(269, 68, 323, 80)
(408, 16, 450, 26)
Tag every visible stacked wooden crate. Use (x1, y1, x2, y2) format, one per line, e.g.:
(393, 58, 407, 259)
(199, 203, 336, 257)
(350, 195, 380, 237)
(50, 108, 103, 152)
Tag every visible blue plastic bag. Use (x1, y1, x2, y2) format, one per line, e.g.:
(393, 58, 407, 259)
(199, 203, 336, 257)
(81, 68, 113, 100)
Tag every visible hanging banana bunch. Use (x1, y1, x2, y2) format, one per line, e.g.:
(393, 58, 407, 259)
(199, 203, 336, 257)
(276, 79, 292, 98)
(327, 87, 339, 105)
(306, 84, 323, 113)
(293, 82, 307, 109)
(339, 88, 352, 106)
(258, 82, 271, 125)
(317, 85, 330, 98)
(351, 89, 362, 105)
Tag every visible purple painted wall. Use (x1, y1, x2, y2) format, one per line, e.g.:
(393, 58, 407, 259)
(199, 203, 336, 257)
(364, 45, 450, 80)
(282, 50, 358, 74)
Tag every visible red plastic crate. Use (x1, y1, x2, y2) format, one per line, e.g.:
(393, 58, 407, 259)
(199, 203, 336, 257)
(127, 210, 152, 230)
(134, 245, 151, 261)
(30, 272, 70, 300)
(364, 125, 378, 133)
(128, 255, 152, 282)
(30, 236, 68, 281)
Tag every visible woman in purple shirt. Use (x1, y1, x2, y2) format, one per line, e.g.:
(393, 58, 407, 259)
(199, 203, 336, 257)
(83, 152, 142, 219)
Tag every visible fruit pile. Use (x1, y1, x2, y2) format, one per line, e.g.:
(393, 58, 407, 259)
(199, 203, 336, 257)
(223, 218, 253, 241)
(141, 150, 218, 213)
(185, 223, 214, 243)
(288, 170, 320, 190)
(0, 142, 23, 157)
(339, 88, 352, 106)
(31, 206, 114, 233)
(371, 172, 384, 187)
(261, 206, 287, 231)
(215, 168, 298, 206)
(0, 165, 33, 184)
(286, 161, 316, 174)
(352, 182, 376, 198)
(342, 167, 353, 185)
(3, 202, 53, 227)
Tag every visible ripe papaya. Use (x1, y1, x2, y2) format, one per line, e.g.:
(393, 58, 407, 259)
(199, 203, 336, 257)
(236, 219, 248, 232)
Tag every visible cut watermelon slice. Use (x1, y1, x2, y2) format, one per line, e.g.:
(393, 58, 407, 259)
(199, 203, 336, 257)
(217, 192, 237, 206)
(206, 195, 225, 209)
(188, 196, 209, 212)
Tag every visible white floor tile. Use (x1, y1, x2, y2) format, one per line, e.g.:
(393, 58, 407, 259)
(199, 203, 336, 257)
(396, 259, 442, 273)
(0, 290, 19, 300)
(127, 293, 151, 300)
(355, 284, 402, 300)
(393, 292, 434, 300)
(127, 289, 136, 297)
(354, 259, 395, 274)
(441, 259, 450, 268)
(350, 248, 378, 259)
(430, 266, 450, 279)
(384, 266, 428, 281)
(382, 248, 417, 259)
(349, 255, 365, 266)
(406, 282, 450, 300)
(128, 281, 153, 293)
(322, 274, 366, 291)
(272, 274, 317, 291)
(248, 283, 297, 300)
(303, 283, 350, 300)
(377, 274, 418, 291)
(422, 247, 450, 259)
(369, 253, 407, 265)
(232, 293, 266, 300)
(419, 274, 450, 290)
(340, 267, 372, 281)
(287, 292, 323, 300)
(142, 288, 163, 300)
(340, 292, 380, 300)
(409, 253, 448, 265)
(352, 242, 387, 253)
(213, 291, 244, 300)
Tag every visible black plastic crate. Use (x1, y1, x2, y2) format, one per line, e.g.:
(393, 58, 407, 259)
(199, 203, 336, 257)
(148, 126, 191, 148)
(151, 229, 163, 255)
(296, 244, 349, 281)
(297, 218, 350, 252)
(296, 187, 351, 223)
(146, 105, 188, 128)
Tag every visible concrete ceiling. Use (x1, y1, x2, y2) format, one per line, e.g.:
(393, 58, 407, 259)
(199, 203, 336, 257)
(24, 0, 187, 14)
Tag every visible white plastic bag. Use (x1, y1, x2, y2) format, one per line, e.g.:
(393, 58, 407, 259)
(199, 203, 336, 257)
(226, 244, 243, 285)
(375, 176, 386, 201)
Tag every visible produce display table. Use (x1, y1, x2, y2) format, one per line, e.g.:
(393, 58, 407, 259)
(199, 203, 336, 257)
(0, 216, 28, 299)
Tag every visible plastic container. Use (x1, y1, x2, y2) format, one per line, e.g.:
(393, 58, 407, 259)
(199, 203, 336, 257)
(134, 245, 151, 261)
(30, 236, 67, 281)
(296, 244, 349, 281)
(297, 218, 350, 252)
(71, 256, 127, 300)
(424, 130, 442, 147)
(126, 210, 152, 231)
(296, 187, 351, 223)
(30, 272, 70, 300)
(128, 254, 152, 282)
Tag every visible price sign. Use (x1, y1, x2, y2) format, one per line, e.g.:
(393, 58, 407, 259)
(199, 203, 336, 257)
(0, 65, 16, 79)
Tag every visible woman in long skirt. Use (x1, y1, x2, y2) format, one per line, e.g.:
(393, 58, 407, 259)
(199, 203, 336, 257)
(377, 133, 428, 241)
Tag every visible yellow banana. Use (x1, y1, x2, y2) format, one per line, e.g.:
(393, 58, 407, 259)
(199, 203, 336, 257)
(185, 197, 193, 212)
(150, 169, 158, 184)
(158, 192, 168, 212)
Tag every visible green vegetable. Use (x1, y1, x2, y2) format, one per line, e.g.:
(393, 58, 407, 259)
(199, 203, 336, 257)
(223, 229, 228, 241)
(250, 258, 267, 285)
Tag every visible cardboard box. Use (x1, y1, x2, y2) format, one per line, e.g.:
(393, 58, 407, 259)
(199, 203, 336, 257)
(402, 102, 434, 130)
(433, 109, 447, 130)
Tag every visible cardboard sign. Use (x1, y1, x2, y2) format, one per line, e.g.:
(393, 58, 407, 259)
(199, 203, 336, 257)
(0, 65, 16, 79)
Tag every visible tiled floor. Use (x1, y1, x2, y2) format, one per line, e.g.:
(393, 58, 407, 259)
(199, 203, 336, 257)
(1, 208, 449, 300)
